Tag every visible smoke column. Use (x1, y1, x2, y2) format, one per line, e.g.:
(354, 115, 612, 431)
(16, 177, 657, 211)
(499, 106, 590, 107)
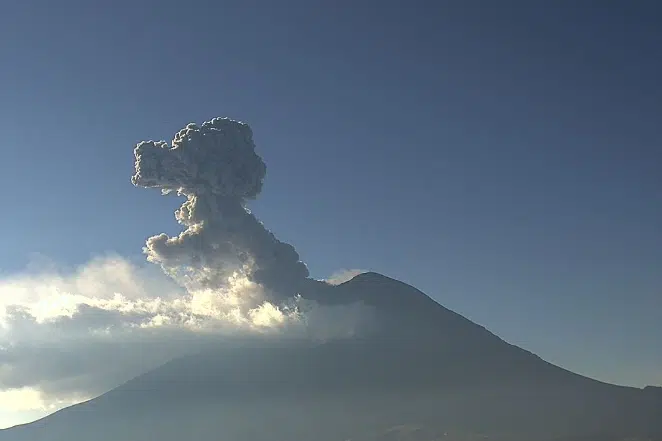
(132, 117, 309, 300)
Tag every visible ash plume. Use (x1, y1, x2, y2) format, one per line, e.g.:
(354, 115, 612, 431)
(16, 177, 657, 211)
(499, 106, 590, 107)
(131, 118, 309, 299)
(0, 118, 372, 417)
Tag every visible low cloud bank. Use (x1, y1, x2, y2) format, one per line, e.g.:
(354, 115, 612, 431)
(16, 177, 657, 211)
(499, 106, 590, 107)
(0, 258, 369, 412)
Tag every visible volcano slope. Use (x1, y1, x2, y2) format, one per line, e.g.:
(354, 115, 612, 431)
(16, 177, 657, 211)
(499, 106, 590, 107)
(2, 272, 660, 441)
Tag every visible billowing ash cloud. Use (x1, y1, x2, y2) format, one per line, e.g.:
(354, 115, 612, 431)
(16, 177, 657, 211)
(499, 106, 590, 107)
(0, 118, 375, 423)
(132, 117, 309, 298)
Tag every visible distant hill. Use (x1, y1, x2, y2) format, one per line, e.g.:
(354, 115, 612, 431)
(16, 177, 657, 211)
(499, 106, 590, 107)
(2, 273, 660, 441)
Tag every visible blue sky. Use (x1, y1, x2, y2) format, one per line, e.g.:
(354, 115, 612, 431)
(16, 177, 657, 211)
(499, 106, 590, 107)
(0, 0, 660, 411)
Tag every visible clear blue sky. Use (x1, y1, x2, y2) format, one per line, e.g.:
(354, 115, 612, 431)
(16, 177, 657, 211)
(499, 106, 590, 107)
(0, 1, 660, 387)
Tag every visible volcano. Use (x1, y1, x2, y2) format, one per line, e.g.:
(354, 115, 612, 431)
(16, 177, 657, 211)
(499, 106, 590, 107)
(2, 272, 660, 441)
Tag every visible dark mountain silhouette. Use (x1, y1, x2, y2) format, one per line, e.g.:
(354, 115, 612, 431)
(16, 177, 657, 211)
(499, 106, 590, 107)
(2, 272, 660, 441)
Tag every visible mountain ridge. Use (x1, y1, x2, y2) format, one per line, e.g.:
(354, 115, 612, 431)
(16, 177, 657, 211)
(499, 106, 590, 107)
(2, 272, 660, 441)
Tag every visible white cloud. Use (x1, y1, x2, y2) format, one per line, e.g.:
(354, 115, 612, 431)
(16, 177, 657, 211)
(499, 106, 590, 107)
(0, 388, 46, 412)
(325, 269, 368, 286)
(0, 387, 83, 429)
(0, 387, 80, 413)
(0, 256, 371, 417)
